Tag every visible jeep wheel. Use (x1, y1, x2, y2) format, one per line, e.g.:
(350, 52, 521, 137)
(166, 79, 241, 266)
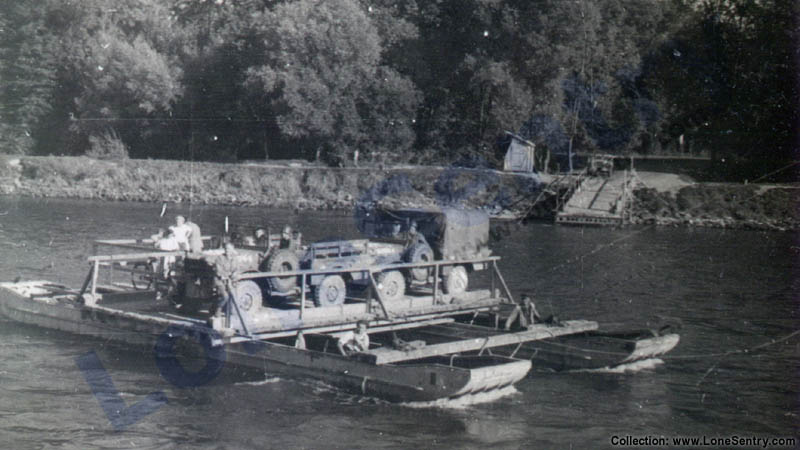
(377, 270, 406, 302)
(314, 275, 346, 307)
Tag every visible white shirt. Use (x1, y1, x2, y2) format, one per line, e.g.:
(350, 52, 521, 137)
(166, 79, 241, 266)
(171, 224, 191, 250)
(155, 235, 180, 251)
(339, 330, 369, 352)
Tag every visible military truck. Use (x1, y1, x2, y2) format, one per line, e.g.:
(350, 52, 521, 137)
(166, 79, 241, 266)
(295, 207, 492, 307)
(352, 206, 492, 300)
(297, 237, 427, 307)
(169, 208, 492, 316)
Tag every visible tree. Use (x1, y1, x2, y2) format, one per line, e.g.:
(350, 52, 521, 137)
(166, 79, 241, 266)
(0, 1, 59, 154)
(515, 0, 675, 159)
(644, 0, 798, 169)
(406, 0, 535, 157)
(406, 0, 674, 162)
(244, 0, 419, 163)
(26, 0, 186, 157)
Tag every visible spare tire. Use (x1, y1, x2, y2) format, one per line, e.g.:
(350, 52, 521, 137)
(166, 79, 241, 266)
(404, 243, 433, 282)
(262, 249, 299, 294)
(234, 280, 263, 313)
(442, 265, 468, 295)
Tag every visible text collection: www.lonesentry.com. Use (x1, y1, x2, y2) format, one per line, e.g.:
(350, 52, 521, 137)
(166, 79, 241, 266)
(610, 435, 796, 448)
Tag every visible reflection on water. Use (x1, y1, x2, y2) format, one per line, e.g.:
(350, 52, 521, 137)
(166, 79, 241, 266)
(0, 197, 797, 448)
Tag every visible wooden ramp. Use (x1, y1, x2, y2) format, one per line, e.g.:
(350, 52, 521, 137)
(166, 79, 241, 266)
(556, 171, 635, 226)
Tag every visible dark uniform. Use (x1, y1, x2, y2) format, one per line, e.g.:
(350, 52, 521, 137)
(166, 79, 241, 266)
(212, 246, 239, 317)
(505, 296, 541, 330)
(404, 223, 428, 248)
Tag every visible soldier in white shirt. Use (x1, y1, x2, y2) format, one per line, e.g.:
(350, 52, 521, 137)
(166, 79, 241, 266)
(172, 215, 192, 251)
(337, 320, 370, 356)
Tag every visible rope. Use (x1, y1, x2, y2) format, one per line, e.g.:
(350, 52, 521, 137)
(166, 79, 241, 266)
(516, 328, 800, 362)
(749, 161, 800, 184)
(662, 328, 800, 361)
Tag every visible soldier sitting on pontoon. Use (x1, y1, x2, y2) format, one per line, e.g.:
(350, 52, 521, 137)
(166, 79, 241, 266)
(337, 320, 370, 356)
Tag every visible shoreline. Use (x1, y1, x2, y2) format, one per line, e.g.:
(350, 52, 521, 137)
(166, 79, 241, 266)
(1, 155, 796, 231)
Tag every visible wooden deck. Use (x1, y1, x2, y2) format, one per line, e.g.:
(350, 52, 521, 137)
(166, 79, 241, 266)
(556, 171, 636, 226)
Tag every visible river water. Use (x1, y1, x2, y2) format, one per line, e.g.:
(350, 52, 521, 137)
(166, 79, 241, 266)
(0, 197, 797, 449)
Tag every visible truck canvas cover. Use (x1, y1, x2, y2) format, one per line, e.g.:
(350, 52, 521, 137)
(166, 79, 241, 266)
(357, 207, 490, 260)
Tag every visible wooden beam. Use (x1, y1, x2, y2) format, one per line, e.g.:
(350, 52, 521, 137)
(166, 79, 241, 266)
(76, 266, 94, 302)
(94, 284, 130, 293)
(237, 256, 501, 280)
(91, 260, 99, 295)
(88, 251, 183, 262)
(227, 318, 459, 343)
(368, 271, 391, 319)
(365, 320, 598, 364)
(493, 260, 514, 304)
(323, 318, 458, 339)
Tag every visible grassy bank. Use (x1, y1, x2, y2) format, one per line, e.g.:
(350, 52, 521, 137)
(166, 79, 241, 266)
(1, 156, 795, 230)
(631, 182, 799, 230)
(0, 156, 540, 214)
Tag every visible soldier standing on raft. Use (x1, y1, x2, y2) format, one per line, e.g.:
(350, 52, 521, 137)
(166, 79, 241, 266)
(173, 215, 204, 253)
(186, 219, 203, 253)
(211, 242, 240, 321)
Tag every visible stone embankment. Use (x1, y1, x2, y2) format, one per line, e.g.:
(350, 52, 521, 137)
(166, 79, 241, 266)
(631, 185, 798, 231)
(628, 172, 798, 231)
(0, 156, 796, 230)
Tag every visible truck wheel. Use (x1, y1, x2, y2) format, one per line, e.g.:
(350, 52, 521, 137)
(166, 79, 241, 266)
(234, 280, 263, 313)
(405, 243, 433, 282)
(442, 265, 468, 295)
(314, 275, 346, 307)
(263, 249, 299, 294)
(377, 270, 405, 302)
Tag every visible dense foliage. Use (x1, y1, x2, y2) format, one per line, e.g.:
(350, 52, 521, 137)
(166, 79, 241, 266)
(0, 0, 796, 173)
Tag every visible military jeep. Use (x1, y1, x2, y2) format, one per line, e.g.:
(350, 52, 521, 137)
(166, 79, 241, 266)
(168, 227, 303, 316)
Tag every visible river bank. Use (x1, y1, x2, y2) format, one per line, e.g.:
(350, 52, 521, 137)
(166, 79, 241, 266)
(0, 155, 796, 230)
(0, 155, 540, 214)
(629, 172, 799, 231)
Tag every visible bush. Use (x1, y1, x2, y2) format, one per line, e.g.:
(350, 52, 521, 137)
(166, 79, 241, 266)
(86, 130, 129, 160)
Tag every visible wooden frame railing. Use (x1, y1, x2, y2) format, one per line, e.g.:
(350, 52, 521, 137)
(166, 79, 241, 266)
(80, 240, 514, 334)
